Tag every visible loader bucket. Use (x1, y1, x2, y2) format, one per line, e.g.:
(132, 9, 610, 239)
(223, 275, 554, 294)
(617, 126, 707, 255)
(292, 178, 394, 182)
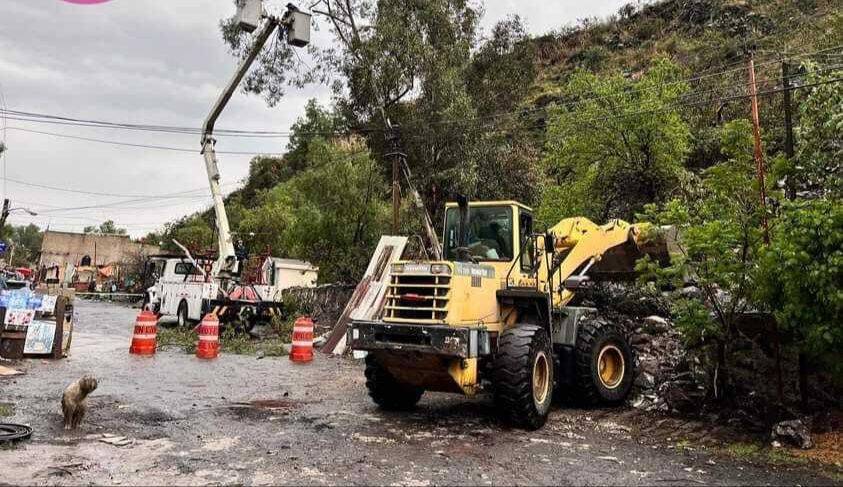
(589, 225, 674, 280)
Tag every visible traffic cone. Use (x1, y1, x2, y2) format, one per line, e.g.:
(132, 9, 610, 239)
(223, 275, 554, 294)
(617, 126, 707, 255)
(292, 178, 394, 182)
(129, 309, 158, 356)
(196, 313, 220, 360)
(289, 316, 314, 363)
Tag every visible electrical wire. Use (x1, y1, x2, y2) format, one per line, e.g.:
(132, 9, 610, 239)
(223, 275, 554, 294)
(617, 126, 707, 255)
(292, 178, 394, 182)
(1, 176, 239, 198)
(2, 127, 285, 155)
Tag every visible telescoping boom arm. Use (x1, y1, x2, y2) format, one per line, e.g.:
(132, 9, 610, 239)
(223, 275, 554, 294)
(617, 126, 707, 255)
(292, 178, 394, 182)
(200, 2, 310, 282)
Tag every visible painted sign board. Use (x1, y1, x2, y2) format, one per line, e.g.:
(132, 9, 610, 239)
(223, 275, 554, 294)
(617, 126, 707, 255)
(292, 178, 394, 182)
(24, 320, 57, 355)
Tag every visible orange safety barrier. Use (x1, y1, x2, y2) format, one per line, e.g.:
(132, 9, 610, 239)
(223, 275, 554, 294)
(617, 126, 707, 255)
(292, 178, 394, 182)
(129, 310, 158, 356)
(289, 316, 314, 363)
(196, 313, 220, 360)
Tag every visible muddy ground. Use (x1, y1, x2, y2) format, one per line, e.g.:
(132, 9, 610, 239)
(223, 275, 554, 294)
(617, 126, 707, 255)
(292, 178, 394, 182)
(0, 301, 838, 486)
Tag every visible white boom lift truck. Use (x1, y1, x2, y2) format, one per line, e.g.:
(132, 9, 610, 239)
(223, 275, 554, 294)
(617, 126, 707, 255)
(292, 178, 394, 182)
(145, 1, 316, 330)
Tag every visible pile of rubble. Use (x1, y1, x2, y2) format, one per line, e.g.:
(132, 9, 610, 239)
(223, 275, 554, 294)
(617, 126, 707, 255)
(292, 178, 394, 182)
(578, 283, 706, 414)
(626, 314, 705, 413)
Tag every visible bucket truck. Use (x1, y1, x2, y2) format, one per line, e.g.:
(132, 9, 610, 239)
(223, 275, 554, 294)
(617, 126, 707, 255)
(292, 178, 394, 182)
(145, 1, 317, 329)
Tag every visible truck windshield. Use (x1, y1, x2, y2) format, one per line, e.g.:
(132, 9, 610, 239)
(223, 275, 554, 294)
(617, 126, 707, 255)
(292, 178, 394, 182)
(444, 206, 513, 261)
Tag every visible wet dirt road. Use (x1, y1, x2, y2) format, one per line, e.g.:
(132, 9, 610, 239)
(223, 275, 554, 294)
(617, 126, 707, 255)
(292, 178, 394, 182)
(0, 301, 836, 485)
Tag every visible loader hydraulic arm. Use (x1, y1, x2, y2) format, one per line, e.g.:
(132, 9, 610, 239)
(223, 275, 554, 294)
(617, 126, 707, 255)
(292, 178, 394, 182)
(544, 217, 647, 307)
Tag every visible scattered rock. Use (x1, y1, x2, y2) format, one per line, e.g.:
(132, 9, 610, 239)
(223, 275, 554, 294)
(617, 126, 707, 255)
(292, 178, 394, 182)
(255, 350, 265, 360)
(596, 455, 623, 464)
(771, 419, 813, 449)
(98, 434, 134, 447)
(643, 315, 670, 332)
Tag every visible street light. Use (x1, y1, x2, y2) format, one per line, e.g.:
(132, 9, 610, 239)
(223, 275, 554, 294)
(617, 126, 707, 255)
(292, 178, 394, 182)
(8, 207, 38, 217)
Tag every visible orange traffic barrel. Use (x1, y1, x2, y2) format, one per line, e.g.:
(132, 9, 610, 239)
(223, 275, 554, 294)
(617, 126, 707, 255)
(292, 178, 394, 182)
(196, 313, 220, 360)
(129, 310, 158, 356)
(289, 316, 314, 363)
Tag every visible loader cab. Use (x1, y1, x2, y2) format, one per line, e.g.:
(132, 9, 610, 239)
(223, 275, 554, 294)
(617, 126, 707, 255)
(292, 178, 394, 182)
(442, 200, 533, 268)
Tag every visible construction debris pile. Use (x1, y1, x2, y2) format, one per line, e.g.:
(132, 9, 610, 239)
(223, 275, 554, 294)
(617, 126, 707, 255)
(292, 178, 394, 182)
(627, 314, 704, 413)
(578, 284, 705, 414)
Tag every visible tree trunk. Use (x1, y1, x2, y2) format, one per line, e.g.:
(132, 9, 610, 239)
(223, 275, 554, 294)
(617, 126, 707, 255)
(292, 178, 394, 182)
(798, 351, 809, 411)
(714, 339, 728, 402)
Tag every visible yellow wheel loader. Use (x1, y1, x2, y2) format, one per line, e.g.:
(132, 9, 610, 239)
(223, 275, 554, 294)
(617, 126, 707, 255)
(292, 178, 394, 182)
(348, 198, 663, 429)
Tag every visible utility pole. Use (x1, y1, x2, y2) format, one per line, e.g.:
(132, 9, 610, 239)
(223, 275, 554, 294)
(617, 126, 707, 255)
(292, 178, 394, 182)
(747, 55, 770, 244)
(782, 61, 796, 199)
(749, 54, 783, 405)
(0, 198, 9, 233)
(385, 121, 402, 234)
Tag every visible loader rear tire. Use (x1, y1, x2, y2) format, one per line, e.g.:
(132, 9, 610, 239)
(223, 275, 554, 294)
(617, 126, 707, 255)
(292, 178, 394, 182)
(493, 324, 554, 430)
(364, 354, 424, 410)
(574, 314, 634, 406)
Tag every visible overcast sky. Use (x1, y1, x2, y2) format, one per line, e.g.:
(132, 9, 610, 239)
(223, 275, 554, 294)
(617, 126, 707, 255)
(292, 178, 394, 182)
(0, 0, 629, 238)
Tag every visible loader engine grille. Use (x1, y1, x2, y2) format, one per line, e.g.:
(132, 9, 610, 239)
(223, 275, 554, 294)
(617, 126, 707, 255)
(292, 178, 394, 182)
(384, 273, 450, 322)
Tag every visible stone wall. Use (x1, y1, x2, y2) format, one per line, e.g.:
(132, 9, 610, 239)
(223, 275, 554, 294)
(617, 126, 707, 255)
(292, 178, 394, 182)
(281, 284, 355, 335)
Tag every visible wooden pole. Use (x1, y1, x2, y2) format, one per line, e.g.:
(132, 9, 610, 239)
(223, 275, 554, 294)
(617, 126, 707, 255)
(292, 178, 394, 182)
(747, 56, 770, 244)
(749, 55, 783, 405)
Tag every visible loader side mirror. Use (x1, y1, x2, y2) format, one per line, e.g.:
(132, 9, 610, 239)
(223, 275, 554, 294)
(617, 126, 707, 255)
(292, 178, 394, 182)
(562, 275, 591, 291)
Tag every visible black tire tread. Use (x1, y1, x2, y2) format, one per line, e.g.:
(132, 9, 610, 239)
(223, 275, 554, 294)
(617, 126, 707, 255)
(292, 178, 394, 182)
(574, 314, 634, 406)
(493, 325, 553, 430)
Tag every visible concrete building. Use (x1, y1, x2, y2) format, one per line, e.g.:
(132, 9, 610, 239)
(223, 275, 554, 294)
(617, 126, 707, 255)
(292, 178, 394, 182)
(37, 231, 160, 287)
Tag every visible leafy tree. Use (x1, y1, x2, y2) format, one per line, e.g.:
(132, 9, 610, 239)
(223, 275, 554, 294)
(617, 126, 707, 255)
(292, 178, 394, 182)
(636, 120, 769, 398)
(539, 57, 691, 223)
(2, 224, 43, 267)
(466, 16, 536, 116)
(239, 139, 388, 283)
(83, 220, 127, 235)
(755, 199, 843, 381)
(781, 64, 843, 198)
(168, 216, 215, 253)
(239, 100, 342, 204)
(222, 0, 483, 208)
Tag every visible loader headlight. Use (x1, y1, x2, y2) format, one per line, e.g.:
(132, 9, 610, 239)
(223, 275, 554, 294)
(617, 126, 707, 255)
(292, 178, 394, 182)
(430, 264, 451, 275)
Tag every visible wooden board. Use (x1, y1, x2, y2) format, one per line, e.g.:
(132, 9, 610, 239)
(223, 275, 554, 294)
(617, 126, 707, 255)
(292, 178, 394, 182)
(0, 365, 22, 376)
(322, 236, 408, 355)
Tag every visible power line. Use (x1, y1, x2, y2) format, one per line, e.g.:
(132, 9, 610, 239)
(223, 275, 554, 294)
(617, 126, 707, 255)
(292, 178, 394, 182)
(2, 176, 239, 198)
(3, 127, 285, 155)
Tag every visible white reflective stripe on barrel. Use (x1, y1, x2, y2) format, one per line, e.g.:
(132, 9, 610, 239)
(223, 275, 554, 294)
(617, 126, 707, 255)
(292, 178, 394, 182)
(133, 334, 157, 340)
(199, 335, 219, 342)
(292, 340, 313, 347)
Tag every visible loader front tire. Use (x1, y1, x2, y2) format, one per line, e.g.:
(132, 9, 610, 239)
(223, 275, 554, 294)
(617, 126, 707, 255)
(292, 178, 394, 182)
(364, 354, 424, 410)
(493, 325, 554, 430)
(574, 314, 634, 406)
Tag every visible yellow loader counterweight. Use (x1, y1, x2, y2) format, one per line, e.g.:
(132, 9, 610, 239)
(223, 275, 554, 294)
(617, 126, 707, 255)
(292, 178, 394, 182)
(348, 200, 664, 429)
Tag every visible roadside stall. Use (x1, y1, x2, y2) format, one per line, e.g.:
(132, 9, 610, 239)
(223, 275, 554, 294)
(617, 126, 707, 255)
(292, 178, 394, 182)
(0, 286, 74, 360)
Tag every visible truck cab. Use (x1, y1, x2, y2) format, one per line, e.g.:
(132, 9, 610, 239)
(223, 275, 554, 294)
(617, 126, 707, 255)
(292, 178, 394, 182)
(144, 256, 217, 326)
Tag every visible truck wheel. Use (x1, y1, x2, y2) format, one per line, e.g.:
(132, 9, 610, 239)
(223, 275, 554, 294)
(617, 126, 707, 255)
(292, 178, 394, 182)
(177, 300, 190, 327)
(574, 314, 634, 406)
(493, 324, 554, 430)
(364, 354, 424, 410)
